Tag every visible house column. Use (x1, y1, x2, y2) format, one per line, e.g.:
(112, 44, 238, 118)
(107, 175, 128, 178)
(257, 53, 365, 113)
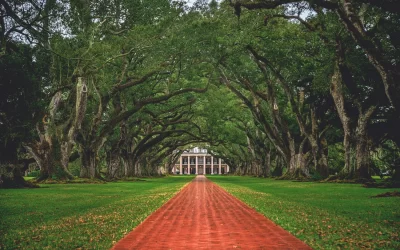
(180, 156, 182, 175)
(203, 155, 206, 175)
(211, 156, 214, 175)
(219, 159, 221, 174)
(195, 156, 198, 174)
(187, 156, 190, 175)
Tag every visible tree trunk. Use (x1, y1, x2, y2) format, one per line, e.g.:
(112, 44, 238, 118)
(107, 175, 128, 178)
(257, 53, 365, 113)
(281, 137, 310, 179)
(272, 154, 283, 176)
(264, 150, 271, 178)
(135, 162, 142, 177)
(24, 91, 63, 181)
(0, 163, 37, 188)
(24, 140, 55, 181)
(285, 153, 307, 178)
(392, 164, 400, 182)
(331, 54, 353, 176)
(122, 157, 129, 177)
(40, 147, 55, 180)
(60, 142, 76, 180)
(60, 77, 88, 180)
(310, 108, 329, 178)
(80, 149, 99, 178)
(317, 137, 329, 178)
(122, 153, 135, 177)
(343, 132, 352, 175)
(354, 106, 376, 180)
(355, 133, 371, 180)
(107, 151, 123, 179)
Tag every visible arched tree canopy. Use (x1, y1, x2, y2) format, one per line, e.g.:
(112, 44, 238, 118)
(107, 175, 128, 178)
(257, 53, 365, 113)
(1, 0, 399, 186)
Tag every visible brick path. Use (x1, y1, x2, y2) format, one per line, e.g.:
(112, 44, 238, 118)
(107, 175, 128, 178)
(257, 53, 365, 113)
(112, 175, 311, 249)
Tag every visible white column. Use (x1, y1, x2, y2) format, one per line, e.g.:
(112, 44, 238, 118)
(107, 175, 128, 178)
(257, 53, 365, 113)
(195, 156, 198, 175)
(203, 155, 206, 175)
(180, 156, 183, 175)
(189, 155, 192, 175)
(187, 156, 190, 175)
(211, 156, 214, 175)
(219, 158, 221, 174)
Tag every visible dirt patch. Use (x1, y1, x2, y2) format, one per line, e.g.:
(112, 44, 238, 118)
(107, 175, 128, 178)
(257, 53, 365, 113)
(371, 191, 400, 198)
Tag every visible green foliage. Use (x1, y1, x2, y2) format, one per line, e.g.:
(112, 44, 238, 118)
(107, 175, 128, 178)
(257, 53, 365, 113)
(310, 172, 323, 181)
(328, 143, 345, 175)
(68, 159, 81, 177)
(27, 170, 40, 178)
(210, 176, 400, 249)
(0, 44, 45, 163)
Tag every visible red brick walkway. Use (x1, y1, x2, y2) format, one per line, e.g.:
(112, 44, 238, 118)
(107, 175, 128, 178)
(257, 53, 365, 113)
(112, 175, 311, 249)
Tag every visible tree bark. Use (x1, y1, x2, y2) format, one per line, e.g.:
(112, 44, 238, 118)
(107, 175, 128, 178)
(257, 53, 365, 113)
(272, 154, 283, 176)
(0, 163, 37, 188)
(121, 153, 136, 177)
(107, 151, 123, 179)
(80, 149, 100, 178)
(331, 54, 353, 176)
(354, 106, 376, 180)
(24, 92, 62, 181)
(24, 141, 54, 181)
(135, 161, 142, 177)
(264, 149, 271, 177)
(355, 132, 370, 180)
(317, 137, 329, 178)
(281, 137, 310, 179)
(311, 109, 329, 178)
(60, 77, 88, 179)
(331, 41, 377, 180)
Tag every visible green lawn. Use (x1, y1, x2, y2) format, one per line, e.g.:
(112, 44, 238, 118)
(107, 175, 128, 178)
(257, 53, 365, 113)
(208, 176, 400, 249)
(0, 176, 193, 250)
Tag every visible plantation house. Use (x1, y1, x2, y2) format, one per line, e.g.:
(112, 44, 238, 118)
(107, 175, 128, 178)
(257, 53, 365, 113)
(172, 148, 229, 175)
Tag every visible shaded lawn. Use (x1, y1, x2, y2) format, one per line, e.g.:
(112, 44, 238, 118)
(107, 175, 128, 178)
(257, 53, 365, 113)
(0, 176, 194, 250)
(208, 176, 400, 250)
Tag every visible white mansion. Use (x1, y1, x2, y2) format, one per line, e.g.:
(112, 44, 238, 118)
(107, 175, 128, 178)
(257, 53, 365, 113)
(172, 147, 229, 175)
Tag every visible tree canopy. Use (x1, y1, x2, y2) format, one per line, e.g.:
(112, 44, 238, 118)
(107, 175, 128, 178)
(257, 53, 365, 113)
(1, 0, 399, 187)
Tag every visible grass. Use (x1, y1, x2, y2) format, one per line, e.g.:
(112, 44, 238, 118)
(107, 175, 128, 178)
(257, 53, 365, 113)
(0, 176, 194, 250)
(208, 176, 400, 250)
(3, 175, 399, 249)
